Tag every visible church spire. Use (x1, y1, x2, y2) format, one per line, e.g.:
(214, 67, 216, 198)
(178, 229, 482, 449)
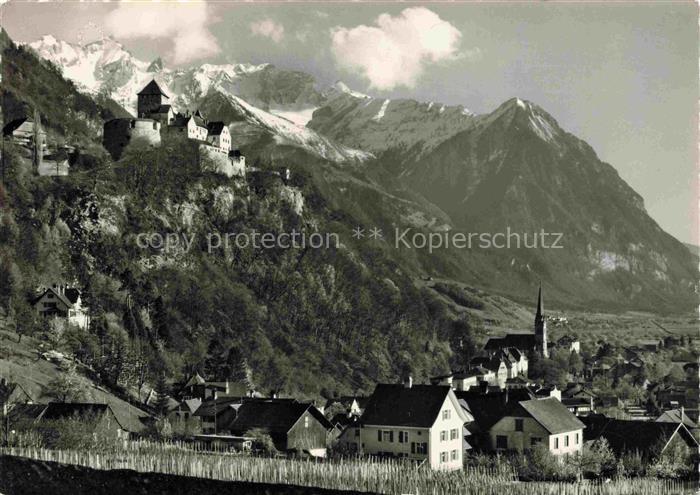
(534, 282, 548, 358)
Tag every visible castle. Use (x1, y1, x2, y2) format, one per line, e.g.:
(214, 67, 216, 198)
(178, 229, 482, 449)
(483, 284, 549, 358)
(103, 79, 245, 177)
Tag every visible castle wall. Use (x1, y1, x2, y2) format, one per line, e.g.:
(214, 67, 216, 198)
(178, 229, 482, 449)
(199, 144, 246, 178)
(103, 118, 161, 160)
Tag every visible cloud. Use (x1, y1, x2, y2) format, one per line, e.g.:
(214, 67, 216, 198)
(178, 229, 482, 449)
(250, 19, 284, 43)
(330, 7, 467, 90)
(104, 1, 219, 65)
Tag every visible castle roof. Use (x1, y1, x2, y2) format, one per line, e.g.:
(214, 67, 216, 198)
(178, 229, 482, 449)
(138, 80, 168, 98)
(207, 122, 227, 135)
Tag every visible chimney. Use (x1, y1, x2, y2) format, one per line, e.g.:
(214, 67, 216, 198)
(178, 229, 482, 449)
(405, 376, 413, 389)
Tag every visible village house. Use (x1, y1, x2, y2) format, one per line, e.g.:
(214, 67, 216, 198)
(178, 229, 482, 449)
(10, 402, 130, 442)
(0, 378, 34, 412)
(31, 285, 89, 330)
(489, 397, 585, 456)
(2, 116, 46, 146)
(656, 407, 698, 432)
(341, 382, 472, 470)
(456, 388, 534, 451)
(431, 366, 497, 391)
(324, 396, 368, 417)
(177, 372, 259, 402)
(226, 399, 333, 456)
(168, 398, 202, 425)
(194, 396, 247, 434)
(582, 414, 699, 460)
(470, 356, 509, 388)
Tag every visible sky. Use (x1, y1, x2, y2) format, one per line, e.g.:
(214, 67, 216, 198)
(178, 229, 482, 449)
(1, 1, 698, 244)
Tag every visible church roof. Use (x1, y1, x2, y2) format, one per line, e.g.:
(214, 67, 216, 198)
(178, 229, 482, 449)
(484, 333, 538, 351)
(138, 80, 168, 98)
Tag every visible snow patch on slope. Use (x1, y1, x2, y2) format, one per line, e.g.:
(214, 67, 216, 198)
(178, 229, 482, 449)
(227, 94, 373, 163)
(372, 99, 390, 121)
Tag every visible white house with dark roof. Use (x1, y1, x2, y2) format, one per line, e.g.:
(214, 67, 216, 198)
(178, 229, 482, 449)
(342, 382, 473, 470)
(32, 285, 89, 329)
(489, 397, 584, 455)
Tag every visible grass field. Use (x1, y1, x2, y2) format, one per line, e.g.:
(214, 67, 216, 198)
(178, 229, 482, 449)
(1, 446, 694, 495)
(0, 321, 149, 433)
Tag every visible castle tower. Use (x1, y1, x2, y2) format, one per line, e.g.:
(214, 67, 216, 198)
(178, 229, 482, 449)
(137, 79, 168, 118)
(534, 284, 548, 357)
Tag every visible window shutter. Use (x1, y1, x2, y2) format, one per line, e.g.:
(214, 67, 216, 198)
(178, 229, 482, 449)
(377, 430, 382, 442)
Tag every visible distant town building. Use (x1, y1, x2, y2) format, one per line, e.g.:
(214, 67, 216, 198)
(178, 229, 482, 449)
(484, 285, 548, 358)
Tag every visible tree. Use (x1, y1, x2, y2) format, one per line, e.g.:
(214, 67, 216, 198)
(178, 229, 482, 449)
(12, 299, 40, 344)
(153, 373, 171, 416)
(568, 352, 584, 376)
(45, 361, 89, 402)
(246, 428, 277, 455)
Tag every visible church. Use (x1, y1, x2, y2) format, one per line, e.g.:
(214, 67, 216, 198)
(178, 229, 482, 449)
(484, 285, 548, 358)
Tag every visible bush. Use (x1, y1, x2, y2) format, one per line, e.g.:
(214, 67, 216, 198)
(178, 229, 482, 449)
(246, 428, 277, 456)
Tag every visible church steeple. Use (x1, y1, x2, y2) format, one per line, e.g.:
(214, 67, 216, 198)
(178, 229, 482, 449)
(534, 283, 548, 357)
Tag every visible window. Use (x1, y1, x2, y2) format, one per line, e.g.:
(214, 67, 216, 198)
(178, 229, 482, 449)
(440, 430, 447, 442)
(354, 428, 360, 437)
(450, 428, 458, 440)
(382, 430, 393, 442)
(496, 435, 508, 449)
(412, 442, 427, 455)
(398, 431, 409, 443)
(531, 437, 542, 446)
(576, 433, 580, 444)
(440, 452, 447, 463)
(515, 419, 524, 432)
(555, 437, 559, 449)
(304, 416, 309, 428)
(442, 410, 451, 420)
(451, 449, 458, 461)
(565, 435, 569, 447)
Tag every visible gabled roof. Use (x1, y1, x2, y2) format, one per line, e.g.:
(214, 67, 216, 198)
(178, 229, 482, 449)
(138, 79, 168, 97)
(31, 287, 74, 308)
(516, 397, 585, 435)
(183, 373, 206, 388)
(194, 396, 246, 417)
(28, 402, 127, 431)
(64, 288, 81, 305)
(361, 384, 465, 428)
(457, 389, 534, 431)
(0, 380, 34, 404)
(154, 104, 172, 114)
(206, 121, 227, 135)
(582, 414, 699, 457)
(228, 400, 329, 434)
(3, 117, 34, 136)
(484, 333, 538, 351)
(656, 409, 698, 429)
